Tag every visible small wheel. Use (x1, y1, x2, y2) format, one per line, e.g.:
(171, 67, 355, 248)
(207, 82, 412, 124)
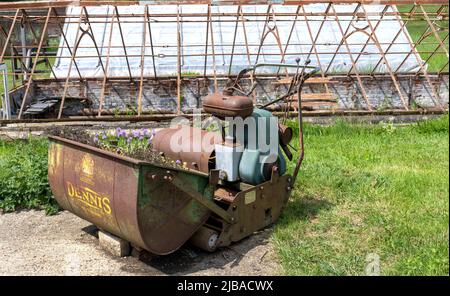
(189, 226, 219, 252)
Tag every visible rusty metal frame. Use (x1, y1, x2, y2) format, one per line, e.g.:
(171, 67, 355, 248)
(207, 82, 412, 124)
(203, 4, 210, 78)
(176, 4, 182, 114)
(330, 3, 372, 110)
(57, 8, 84, 119)
(238, 5, 256, 103)
(20, 9, 58, 80)
(0, 1, 447, 11)
(0, 1, 447, 120)
(17, 8, 52, 119)
(277, 5, 301, 76)
(0, 9, 19, 63)
(370, 5, 417, 74)
(114, 6, 132, 82)
(83, 7, 106, 75)
(227, 5, 240, 77)
(97, 12, 115, 116)
(394, 5, 447, 73)
(423, 33, 449, 66)
(420, 4, 449, 58)
(207, 4, 219, 92)
(137, 5, 148, 116)
(301, 3, 331, 94)
(146, 5, 157, 79)
(347, 5, 390, 74)
(438, 60, 449, 74)
(324, 3, 361, 73)
(257, 5, 288, 77)
(392, 8, 445, 108)
(0, 17, 30, 79)
(52, 7, 83, 80)
(359, 4, 409, 110)
(254, 4, 273, 65)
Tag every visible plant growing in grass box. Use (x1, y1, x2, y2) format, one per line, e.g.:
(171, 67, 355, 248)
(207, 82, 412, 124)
(50, 127, 186, 169)
(94, 127, 155, 155)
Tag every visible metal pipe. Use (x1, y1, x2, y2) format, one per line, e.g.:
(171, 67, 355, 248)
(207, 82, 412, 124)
(0, 63, 11, 119)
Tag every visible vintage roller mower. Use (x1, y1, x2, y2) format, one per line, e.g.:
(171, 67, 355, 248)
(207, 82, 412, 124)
(48, 60, 318, 255)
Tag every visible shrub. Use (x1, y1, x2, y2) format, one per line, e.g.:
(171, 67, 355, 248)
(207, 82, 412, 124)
(0, 137, 58, 214)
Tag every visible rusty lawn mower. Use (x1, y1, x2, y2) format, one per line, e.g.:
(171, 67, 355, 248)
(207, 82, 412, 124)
(47, 59, 319, 255)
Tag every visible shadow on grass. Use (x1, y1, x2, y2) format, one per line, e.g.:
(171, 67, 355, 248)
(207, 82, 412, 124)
(276, 195, 334, 228)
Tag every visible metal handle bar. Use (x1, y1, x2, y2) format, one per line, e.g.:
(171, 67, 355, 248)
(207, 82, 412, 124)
(259, 66, 320, 110)
(224, 62, 318, 97)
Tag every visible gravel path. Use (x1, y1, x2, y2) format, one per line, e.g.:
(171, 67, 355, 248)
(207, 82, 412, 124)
(0, 210, 280, 276)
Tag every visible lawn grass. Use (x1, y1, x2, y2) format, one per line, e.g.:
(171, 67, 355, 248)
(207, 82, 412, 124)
(273, 115, 449, 275)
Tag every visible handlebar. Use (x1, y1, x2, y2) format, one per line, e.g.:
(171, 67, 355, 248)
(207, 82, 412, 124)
(258, 65, 320, 110)
(222, 60, 321, 187)
(224, 61, 319, 97)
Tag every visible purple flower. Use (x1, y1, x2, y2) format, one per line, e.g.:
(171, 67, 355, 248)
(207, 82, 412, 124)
(152, 129, 156, 136)
(127, 137, 133, 144)
(147, 138, 152, 145)
(117, 129, 126, 137)
(93, 135, 99, 143)
(132, 130, 140, 138)
(144, 129, 150, 136)
(175, 159, 182, 165)
(101, 133, 107, 140)
(139, 136, 144, 141)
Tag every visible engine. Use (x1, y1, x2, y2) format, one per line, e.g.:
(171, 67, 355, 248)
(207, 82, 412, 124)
(210, 94, 289, 185)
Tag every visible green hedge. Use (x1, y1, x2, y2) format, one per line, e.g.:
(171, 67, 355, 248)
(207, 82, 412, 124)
(0, 137, 58, 214)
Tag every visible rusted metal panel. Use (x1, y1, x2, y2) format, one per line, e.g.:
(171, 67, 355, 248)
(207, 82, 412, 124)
(113, 158, 146, 249)
(213, 171, 292, 248)
(48, 135, 216, 255)
(138, 165, 214, 254)
(214, 187, 239, 204)
(48, 141, 73, 212)
(62, 140, 123, 233)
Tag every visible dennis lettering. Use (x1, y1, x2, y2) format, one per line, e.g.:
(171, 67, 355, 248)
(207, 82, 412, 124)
(66, 181, 112, 215)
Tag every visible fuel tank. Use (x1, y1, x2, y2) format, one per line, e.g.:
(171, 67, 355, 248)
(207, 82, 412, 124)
(202, 93, 254, 119)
